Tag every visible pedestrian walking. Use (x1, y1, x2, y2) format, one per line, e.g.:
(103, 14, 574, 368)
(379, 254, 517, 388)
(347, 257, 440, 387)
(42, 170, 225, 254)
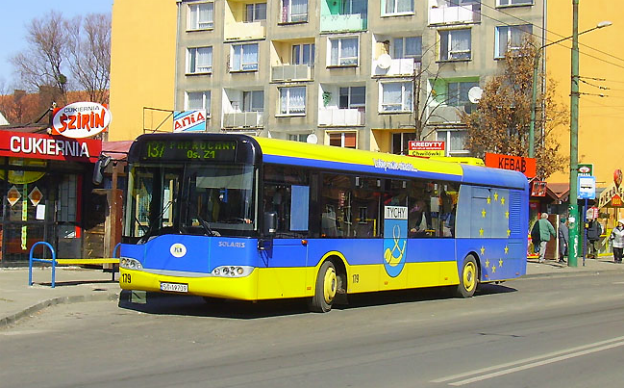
(609, 219, 624, 263)
(586, 219, 603, 259)
(558, 218, 568, 263)
(531, 213, 557, 263)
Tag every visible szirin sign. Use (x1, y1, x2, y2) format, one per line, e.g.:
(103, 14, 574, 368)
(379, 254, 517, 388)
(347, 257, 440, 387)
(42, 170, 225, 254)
(50, 102, 112, 139)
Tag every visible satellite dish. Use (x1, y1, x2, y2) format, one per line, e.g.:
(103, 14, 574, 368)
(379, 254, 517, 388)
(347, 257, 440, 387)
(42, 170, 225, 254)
(468, 87, 483, 103)
(307, 134, 318, 144)
(377, 54, 392, 70)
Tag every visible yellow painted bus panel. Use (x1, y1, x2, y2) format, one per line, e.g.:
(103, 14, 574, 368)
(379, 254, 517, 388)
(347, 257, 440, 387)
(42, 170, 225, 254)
(256, 267, 308, 299)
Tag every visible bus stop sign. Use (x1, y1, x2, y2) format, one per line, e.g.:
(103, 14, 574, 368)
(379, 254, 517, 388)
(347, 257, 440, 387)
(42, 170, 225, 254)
(578, 175, 596, 200)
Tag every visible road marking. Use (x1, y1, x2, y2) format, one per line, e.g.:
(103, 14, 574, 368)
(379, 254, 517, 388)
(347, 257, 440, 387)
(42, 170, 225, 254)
(432, 335, 624, 386)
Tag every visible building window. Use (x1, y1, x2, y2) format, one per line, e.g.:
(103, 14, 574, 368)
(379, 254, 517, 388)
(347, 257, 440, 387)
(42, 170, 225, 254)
(391, 132, 416, 155)
(187, 46, 212, 74)
(498, 0, 532, 6)
(439, 29, 471, 61)
(329, 37, 359, 66)
(393, 36, 422, 62)
(496, 25, 532, 58)
(243, 90, 264, 112)
(245, 3, 267, 22)
(231, 43, 259, 71)
(328, 132, 357, 148)
(339, 86, 366, 109)
(281, 0, 308, 22)
(292, 43, 315, 66)
(437, 129, 469, 155)
(279, 87, 306, 115)
(188, 2, 214, 30)
(380, 82, 413, 112)
(186, 91, 211, 116)
(448, 0, 480, 6)
(288, 133, 309, 142)
(341, 0, 367, 16)
(447, 81, 478, 106)
(383, 0, 413, 14)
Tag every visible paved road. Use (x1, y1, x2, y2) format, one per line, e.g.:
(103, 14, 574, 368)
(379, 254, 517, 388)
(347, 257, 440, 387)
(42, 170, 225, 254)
(2, 272, 624, 388)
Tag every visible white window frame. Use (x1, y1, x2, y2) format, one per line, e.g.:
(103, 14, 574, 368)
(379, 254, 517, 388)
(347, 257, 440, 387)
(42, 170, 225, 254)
(245, 3, 267, 22)
(339, 86, 366, 109)
(495, 25, 532, 58)
(327, 131, 358, 149)
(497, 0, 533, 7)
(437, 129, 469, 156)
(328, 37, 359, 67)
(382, 0, 414, 15)
(292, 43, 315, 66)
(380, 81, 413, 113)
(186, 91, 211, 116)
(281, 0, 308, 23)
(288, 133, 310, 142)
(439, 29, 472, 61)
(242, 90, 264, 112)
(231, 43, 259, 72)
(279, 86, 306, 116)
(393, 36, 422, 62)
(187, 46, 213, 74)
(188, 2, 214, 30)
(447, 81, 479, 107)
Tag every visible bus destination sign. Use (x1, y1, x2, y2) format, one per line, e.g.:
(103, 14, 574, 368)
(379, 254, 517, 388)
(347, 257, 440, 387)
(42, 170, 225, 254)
(141, 139, 238, 161)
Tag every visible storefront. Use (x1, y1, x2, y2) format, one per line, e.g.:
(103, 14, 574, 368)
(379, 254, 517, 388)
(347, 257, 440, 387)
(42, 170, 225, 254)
(0, 130, 102, 265)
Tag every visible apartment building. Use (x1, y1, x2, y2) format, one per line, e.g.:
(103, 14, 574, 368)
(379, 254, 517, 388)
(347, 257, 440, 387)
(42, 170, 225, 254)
(174, 0, 545, 156)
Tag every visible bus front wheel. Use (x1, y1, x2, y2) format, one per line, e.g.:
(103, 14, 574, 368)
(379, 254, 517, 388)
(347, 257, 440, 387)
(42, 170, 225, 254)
(455, 255, 478, 298)
(309, 261, 337, 313)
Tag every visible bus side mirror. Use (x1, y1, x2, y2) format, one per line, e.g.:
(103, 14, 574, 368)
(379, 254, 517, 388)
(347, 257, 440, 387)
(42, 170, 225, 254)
(264, 211, 277, 236)
(93, 154, 112, 185)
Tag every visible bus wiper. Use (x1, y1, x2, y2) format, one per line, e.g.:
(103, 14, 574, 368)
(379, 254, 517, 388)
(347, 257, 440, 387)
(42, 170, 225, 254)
(197, 214, 220, 237)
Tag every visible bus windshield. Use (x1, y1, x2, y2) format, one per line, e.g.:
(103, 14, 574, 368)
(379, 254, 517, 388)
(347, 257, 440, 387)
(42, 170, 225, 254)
(125, 162, 256, 240)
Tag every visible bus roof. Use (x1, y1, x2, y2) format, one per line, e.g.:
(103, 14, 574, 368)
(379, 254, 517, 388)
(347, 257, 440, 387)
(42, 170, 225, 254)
(252, 136, 528, 191)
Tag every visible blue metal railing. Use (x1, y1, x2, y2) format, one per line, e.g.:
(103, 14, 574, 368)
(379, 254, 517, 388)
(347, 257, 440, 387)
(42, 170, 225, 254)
(28, 241, 57, 288)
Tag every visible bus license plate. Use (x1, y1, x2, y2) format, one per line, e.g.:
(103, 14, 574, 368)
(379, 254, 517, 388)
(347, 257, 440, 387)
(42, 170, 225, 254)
(160, 282, 188, 293)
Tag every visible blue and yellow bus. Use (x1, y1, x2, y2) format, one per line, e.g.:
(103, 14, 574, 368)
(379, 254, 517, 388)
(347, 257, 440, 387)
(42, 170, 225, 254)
(119, 133, 528, 312)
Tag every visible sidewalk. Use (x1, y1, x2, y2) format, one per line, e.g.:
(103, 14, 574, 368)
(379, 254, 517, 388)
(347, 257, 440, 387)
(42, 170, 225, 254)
(2, 258, 624, 329)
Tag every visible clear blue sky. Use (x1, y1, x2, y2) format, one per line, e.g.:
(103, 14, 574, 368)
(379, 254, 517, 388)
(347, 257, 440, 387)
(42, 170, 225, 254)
(0, 0, 113, 92)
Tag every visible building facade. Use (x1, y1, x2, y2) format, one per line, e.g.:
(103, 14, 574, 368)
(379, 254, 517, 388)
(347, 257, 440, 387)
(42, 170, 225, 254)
(172, 0, 545, 155)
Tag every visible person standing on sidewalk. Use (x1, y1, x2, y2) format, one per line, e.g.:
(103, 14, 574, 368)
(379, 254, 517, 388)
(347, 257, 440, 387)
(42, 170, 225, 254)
(532, 213, 556, 263)
(558, 218, 569, 263)
(609, 219, 624, 263)
(586, 219, 603, 259)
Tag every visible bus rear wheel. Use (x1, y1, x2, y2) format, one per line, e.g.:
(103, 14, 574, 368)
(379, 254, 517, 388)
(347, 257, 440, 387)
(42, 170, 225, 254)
(455, 255, 478, 298)
(309, 261, 337, 313)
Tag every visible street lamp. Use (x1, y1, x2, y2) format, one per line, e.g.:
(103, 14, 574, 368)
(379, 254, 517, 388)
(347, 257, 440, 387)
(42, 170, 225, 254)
(528, 20, 612, 158)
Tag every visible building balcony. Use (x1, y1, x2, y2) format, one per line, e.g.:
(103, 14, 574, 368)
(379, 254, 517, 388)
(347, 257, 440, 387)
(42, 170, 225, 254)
(427, 105, 474, 124)
(372, 57, 420, 77)
(271, 64, 313, 82)
(320, 13, 367, 32)
(223, 112, 263, 128)
(224, 21, 266, 41)
(428, 4, 481, 25)
(318, 108, 365, 126)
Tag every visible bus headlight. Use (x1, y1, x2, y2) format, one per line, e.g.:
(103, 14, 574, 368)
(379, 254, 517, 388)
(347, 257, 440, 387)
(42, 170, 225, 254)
(120, 257, 143, 270)
(212, 266, 252, 277)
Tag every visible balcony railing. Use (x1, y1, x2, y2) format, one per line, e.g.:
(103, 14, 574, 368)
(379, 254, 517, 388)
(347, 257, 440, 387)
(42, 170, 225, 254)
(318, 108, 365, 126)
(271, 64, 313, 82)
(373, 58, 420, 76)
(223, 112, 263, 128)
(224, 21, 266, 41)
(429, 4, 481, 25)
(320, 13, 367, 32)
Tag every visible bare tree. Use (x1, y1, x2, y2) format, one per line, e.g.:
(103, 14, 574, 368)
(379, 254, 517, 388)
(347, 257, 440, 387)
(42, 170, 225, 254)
(67, 13, 111, 104)
(11, 11, 69, 103)
(10, 11, 111, 106)
(463, 41, 567, 179)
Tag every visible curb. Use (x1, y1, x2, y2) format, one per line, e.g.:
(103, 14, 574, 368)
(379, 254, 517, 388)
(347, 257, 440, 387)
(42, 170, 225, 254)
(0, 291, 120, 330)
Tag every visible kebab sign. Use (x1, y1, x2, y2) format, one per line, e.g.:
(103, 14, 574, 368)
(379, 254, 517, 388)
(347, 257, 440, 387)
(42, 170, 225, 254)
(50, 102, 112, 139)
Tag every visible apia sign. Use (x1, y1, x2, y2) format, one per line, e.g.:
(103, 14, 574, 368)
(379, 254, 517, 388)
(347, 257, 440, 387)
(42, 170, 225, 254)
(50, 102, 112, 139)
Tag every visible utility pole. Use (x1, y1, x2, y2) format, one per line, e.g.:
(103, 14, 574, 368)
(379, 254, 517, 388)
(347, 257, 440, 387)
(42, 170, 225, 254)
(568, 0, 580, 267)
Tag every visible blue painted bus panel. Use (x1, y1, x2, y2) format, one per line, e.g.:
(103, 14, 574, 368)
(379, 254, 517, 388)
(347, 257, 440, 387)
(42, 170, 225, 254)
(455, 238, 527, 281)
